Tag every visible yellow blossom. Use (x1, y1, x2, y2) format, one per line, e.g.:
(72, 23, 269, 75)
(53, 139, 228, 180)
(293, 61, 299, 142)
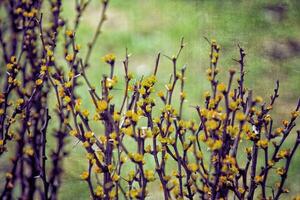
(41, 65, 48, 71)
(66, 30, 74, 38)
(46, 48, 53, 57)
(238, 187, 245, 194)
(282, 120, 289, 127)
(205, 119, 218, 131)
(23, 146, 34, 156)
(196, 151, 203, 159)
(236, 111, 246, 121)
(229, 101, 238, 110)
(95, 185, 104, 197)
(198, 133, 206, 142)
(157, 90, 164, 98)
(106, 78, 116, 88)
(82, 109, 90, 117)
(102, 53, 116, 64)
(109, 189, 117, 198)
(109, 132, 117, 140)
(145, 145, 152, 153)
(127, 170, 135, 181)
(80, 171, 89, 180)
(227, 125, 239, 137)
(276, 149, 289, 159)
(291, 111, 300, 118)
(132, 153, 144, 164)
(65, 54, 74, 62)
(180, 91, 186, 100)
(254, 175, 263, 184)
(212, 140, 223, 150)
(276, 167, 285, 176)
(69, 129, 78, 136)
(84, 131, 94, 139)
(35, 79, 43, 86)
(75, 44, 81, 51)
(187, 163, 198, 172)
(74, 99, 82, 112)
(111, 173, 120, 181)
(113, 112, 120, 121)
(268, 160, 275, 167)
(121, 126, 133, 136)
(86, 153, 94, 160)
(99, 135, 106, 143)
(64, 81, 72, 88)
(128, 189, 140, 198)
(120, 155, 127, 163)
(257, 139, 269, 149)
(165, 83, 173, 91)
(97, 100, 108, 112)
(131, 112, 139, 122)
(82, 141, 90, 148)
(93, 165, 102, 174)
(15, 98, 24, 107)
(255, 96, 263, 103)
(63, 96, 71, 104)
(144, 170, 155, 181)
(217, 83, 226, 92)
(275, 127, 283, 135)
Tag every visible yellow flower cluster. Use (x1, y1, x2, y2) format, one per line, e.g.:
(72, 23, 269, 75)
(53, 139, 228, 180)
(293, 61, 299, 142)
(102, 53, 116, 64)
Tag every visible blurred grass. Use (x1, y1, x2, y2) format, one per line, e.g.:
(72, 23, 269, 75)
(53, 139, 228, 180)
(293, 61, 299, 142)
(46, 0, 300, 199)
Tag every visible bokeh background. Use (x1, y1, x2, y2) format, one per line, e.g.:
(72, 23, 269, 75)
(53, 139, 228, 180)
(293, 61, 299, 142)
(48, 0, 300, 199)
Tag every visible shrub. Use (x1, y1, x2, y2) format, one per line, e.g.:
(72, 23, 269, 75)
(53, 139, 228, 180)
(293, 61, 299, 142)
(0, 0, 299, 200)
